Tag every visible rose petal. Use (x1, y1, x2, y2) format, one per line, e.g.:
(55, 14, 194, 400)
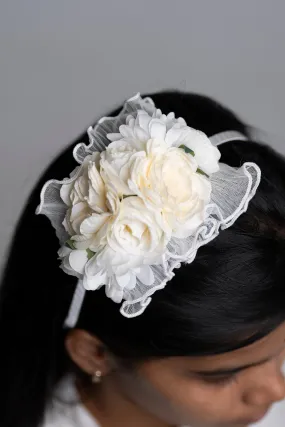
(80, 213, 110, 235)
(70, 203, 89, 234)
(72, 176, 88, 203)
(58, 246, 72, 258)
(70, 202, 88, 221)
(165, 125, 186, 147)
(126, 272, 137, 290)
(173, 210, 205, 238)
(107, 132, 122, 142)
(191, 174, 212, 202)
(116, 272, 131, 288)
(101, 155, 132, 195)
(126, 115, 135, 126)
(149, 119, 166, 141)
(61, 261, 81, 279)
(62, 212, 74, 235)
(128, 220, 145, 240)
(68, 250, 88, 274)
(88, 162, 105, 193)
(166, 112, 175, 121)
(105, 280, 124, 303)
(177, 117, 187, 126)
(119, 124, 134, 138)
(135, 265, 155, 287)
(137, 110, 152, 131)
(181, 129, 221, 175)
(134, 126, 149, 142)
(89, 222, 109, 251)
(83, 268, 107, 290)
(60, 182, 73, 206)
(60, 252, 82, 279)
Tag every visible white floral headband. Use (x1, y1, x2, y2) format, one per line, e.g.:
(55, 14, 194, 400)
(36, 94, 261, 327)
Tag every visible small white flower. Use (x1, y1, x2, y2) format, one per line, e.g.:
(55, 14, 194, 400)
(70, 184, 120, 252)
(60, 152, 106, 211)
(168, 126, 221, 175)
(84, 246, 156, 304)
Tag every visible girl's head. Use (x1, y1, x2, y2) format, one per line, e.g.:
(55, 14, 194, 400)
(1, 91, 285, 427)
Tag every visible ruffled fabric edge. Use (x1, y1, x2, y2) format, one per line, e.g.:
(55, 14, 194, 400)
(121, 162, 260, 318)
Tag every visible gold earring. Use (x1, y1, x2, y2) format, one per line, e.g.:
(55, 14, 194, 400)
(92, 370, 102, 384)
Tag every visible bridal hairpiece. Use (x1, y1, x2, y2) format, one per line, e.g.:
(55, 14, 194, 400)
(36, 94, 261, 326)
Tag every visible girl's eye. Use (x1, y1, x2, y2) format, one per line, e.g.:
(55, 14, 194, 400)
(201, 374, 237, 385)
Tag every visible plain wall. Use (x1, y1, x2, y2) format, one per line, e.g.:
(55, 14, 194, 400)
(1, 0, 285, 262)
(0, 1, 285, 425)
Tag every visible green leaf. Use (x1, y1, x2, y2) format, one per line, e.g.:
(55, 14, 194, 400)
(179, 145, 195, 157)
(66, 239, 76, 250)
(197, 168, 209, 178)
(86, 248, 96, 260)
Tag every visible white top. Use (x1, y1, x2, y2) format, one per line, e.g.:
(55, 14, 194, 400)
(43, 377, 285, 427)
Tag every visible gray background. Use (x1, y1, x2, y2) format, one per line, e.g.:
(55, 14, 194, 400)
(0, 1, 285, 425)
(1, 0, 285, 263)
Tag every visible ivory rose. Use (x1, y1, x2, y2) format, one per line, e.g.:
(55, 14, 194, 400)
(128, 139, 212, 238)
(82, 196, 167, 299)
(60, 152, 107, 236)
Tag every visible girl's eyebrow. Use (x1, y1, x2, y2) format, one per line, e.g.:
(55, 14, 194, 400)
(195, 356, 269, 377)
(195, 339, 285, 377)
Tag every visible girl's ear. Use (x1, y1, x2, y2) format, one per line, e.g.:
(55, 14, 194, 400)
(65, 329, 110, 377)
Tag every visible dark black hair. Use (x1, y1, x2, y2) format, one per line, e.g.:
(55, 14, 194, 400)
(1, 91, 285, 427)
